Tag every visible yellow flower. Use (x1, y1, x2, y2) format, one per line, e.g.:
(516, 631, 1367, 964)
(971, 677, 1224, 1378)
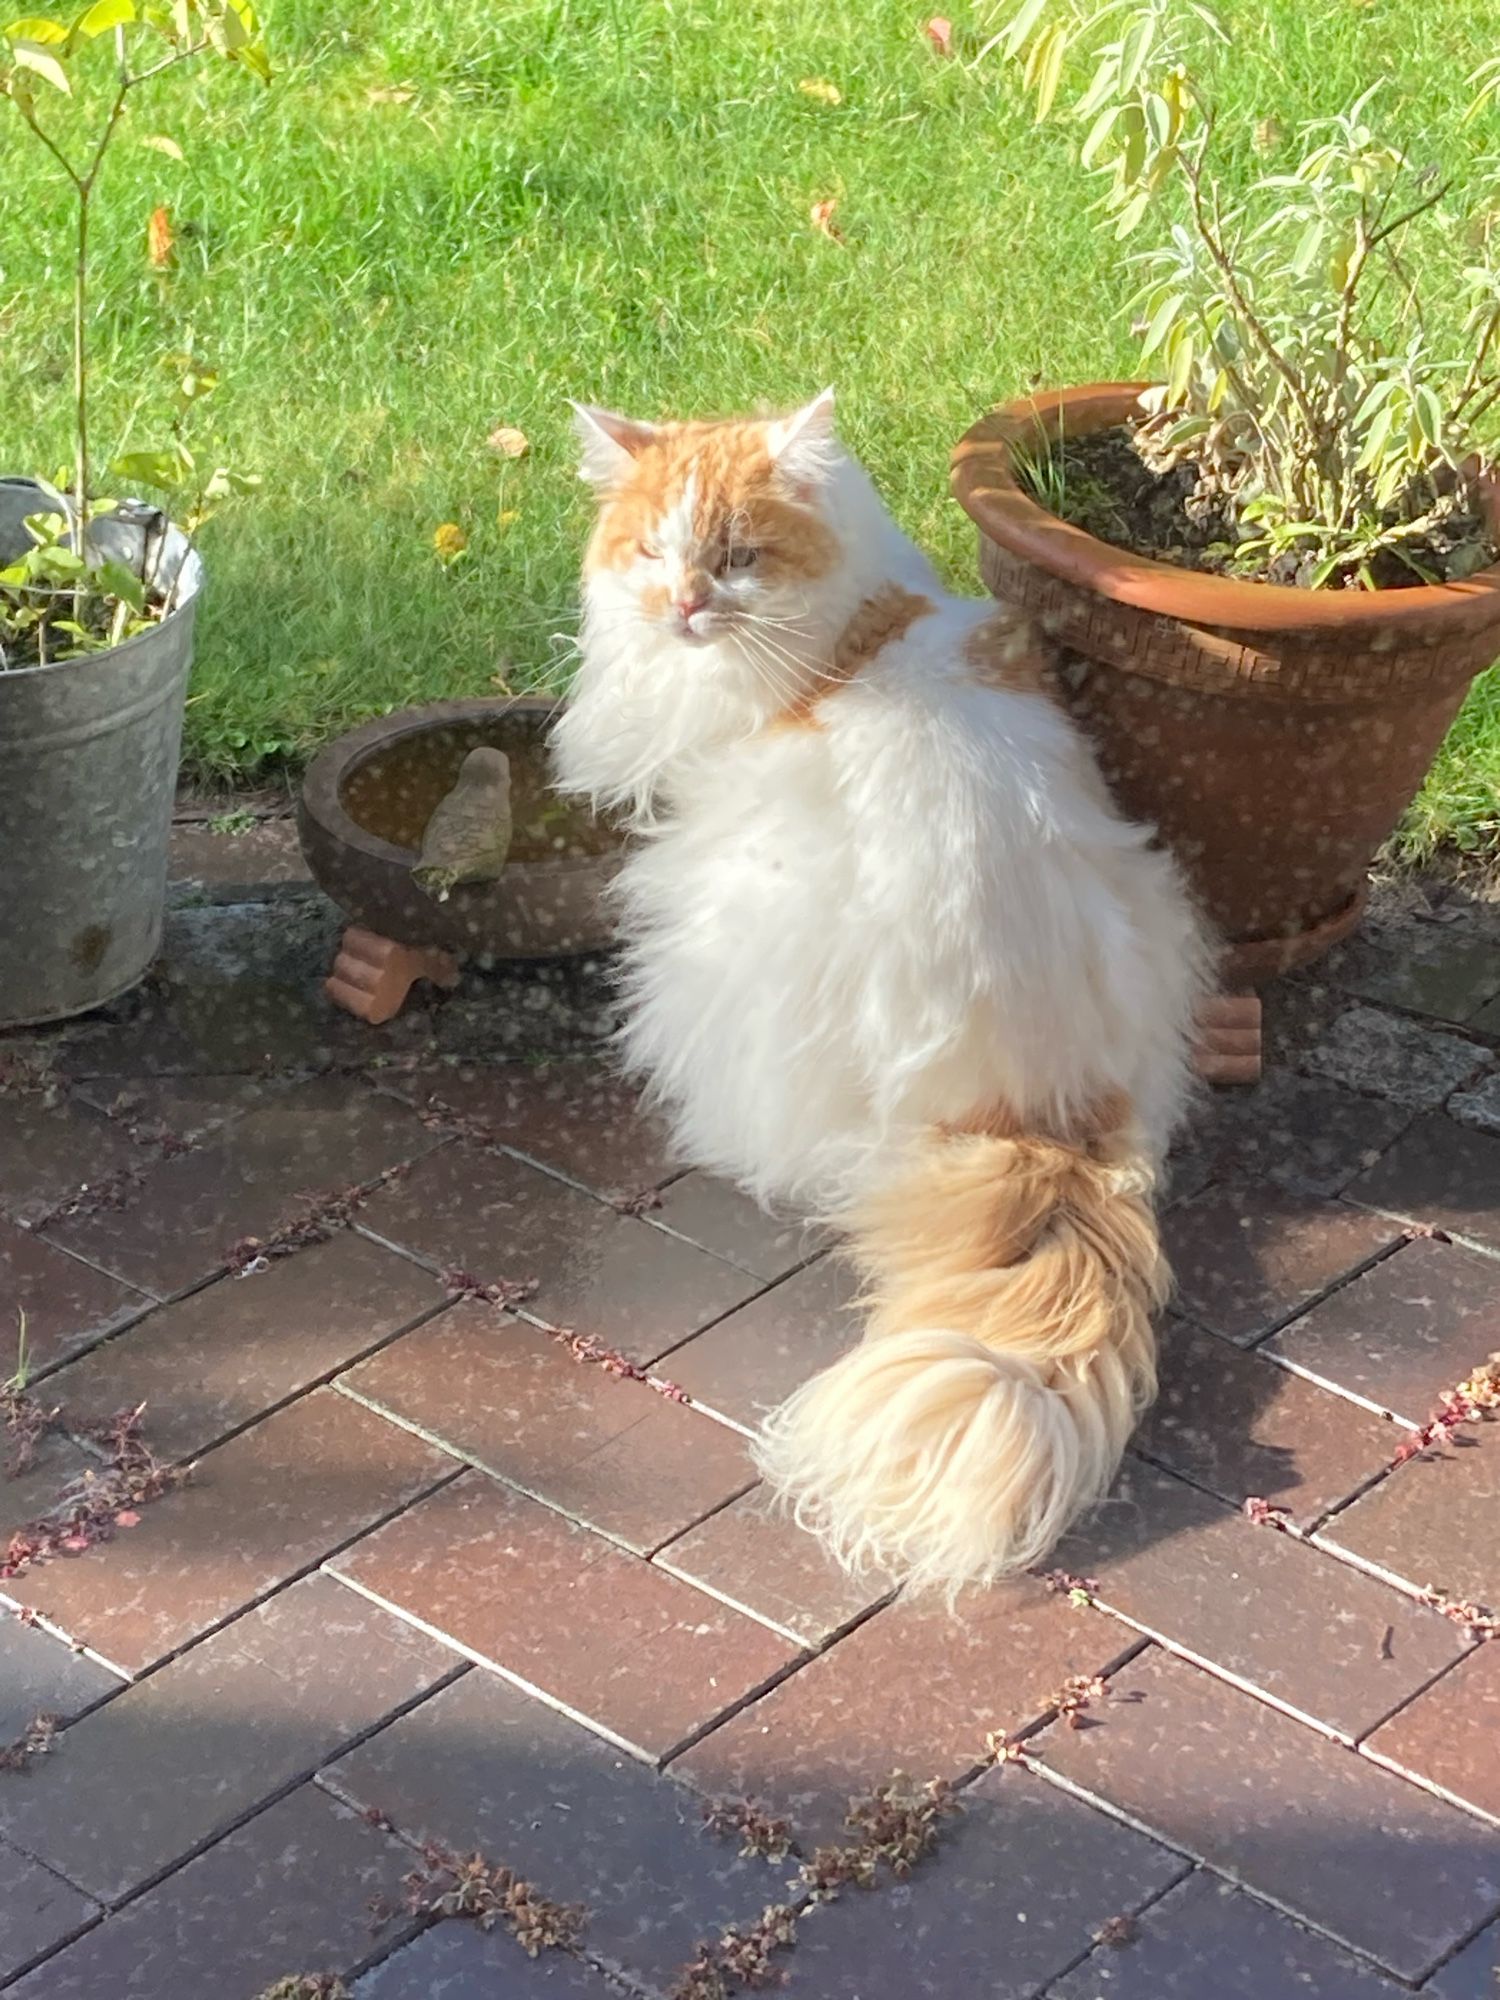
(432, 522, 468, 564)
(798, 78, 841, 105)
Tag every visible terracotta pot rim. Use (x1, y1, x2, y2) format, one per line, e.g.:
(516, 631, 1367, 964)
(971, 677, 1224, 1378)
(951, 383, 1500, 638)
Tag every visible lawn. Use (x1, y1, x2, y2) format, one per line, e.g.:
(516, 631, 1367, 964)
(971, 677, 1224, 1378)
(1, 0, 1497, 857)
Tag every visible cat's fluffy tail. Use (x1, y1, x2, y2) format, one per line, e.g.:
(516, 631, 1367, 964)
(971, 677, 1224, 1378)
(753, 1117, 1166, 1596)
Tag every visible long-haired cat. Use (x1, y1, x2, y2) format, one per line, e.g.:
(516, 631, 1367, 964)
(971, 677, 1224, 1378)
(553, 389, 1210, 1596)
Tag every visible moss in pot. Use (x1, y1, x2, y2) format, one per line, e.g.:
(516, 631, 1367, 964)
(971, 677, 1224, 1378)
(953, 11, 1500, 981)
(0, 1, 267, 1026)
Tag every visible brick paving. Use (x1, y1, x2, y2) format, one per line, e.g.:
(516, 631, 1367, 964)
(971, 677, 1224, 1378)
(1, 850, 1499, 1997)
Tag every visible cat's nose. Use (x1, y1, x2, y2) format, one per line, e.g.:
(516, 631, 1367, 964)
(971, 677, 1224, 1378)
(674, 592, 710, 624)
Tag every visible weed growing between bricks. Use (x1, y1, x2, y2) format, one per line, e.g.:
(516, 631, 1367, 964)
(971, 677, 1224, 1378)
(442, 1277, 696, 1404)
(680, 1774, 963, 1997)
(254, 1979, 351, 2000)
(2, 1402, 188, 1581)
(225, 1161, 414, 1271)
(0, 1711, 58, 1773)
(1390, 1352, 1500, 1467)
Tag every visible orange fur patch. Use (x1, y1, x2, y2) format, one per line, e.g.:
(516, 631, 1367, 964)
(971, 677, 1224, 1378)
(770, 583, 935, 732)
(586, 419, 838, 587)
(963, 610, 1054, 696)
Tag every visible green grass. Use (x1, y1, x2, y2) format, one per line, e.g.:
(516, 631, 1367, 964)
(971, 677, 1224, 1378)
(1, 0, 1497, 856)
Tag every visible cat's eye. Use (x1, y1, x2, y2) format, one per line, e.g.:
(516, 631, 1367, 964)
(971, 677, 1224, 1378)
(723, 546, 759, 572)
(635, 540, 663, 562)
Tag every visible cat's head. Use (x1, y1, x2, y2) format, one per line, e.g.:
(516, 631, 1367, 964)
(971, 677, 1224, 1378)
(571, 389, 846, 649)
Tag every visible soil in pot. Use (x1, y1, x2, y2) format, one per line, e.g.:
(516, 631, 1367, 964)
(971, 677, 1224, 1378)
(340, 713, 613, 862)
(1028, 421, 1498, 590)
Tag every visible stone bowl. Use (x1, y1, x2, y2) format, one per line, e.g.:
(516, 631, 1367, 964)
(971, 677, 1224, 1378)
(297, 696, 621, 958)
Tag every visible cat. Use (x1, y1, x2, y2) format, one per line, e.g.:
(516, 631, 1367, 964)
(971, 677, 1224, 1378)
(552, 388, 1211, 1596)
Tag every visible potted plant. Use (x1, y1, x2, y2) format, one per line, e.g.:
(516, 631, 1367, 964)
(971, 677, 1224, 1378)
(0, 0, 267, 1026)
(952, 6, 1500, 978)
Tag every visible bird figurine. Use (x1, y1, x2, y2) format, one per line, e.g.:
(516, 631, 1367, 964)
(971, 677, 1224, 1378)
(411, 746, 513, 902)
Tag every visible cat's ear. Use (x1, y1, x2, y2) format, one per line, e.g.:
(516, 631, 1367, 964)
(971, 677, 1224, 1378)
(570, 403, 655, 488)
(767, 387, 837, 482)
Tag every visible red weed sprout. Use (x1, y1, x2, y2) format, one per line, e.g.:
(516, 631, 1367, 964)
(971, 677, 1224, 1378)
(225, 1162, 413, 1272)
(610, 1184, 664, 1216)
(401, 1839, 585, 1957)
(2, 1403, 187, 1580)
(984, 1728, 1028, 1765)
(1391, 1353, 1500, 1468)
(548, 1326, 693, 1404)
(31, 1163, 146, 1229)
(1095, 1913, 1139, 1948)
(0, 1711, 59, 1773)
(417, 1095, 501, 1148)
(1243, 1496, 1293, 1530)
(1054, 1674, 1108, 1730)
(703, 1797, 795, 1862)
(441, 1269, 539, 1310)
(1418, 1587, 1500, 1641)
(253, 1980, 351, 2000)
(671, 1905, 799, 1998)
(1035, 1566, 1100, 1607)
(3, 1382, 61, 1480)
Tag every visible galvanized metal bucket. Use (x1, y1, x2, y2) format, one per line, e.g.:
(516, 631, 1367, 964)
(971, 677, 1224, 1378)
(0, 478, 203, 1027)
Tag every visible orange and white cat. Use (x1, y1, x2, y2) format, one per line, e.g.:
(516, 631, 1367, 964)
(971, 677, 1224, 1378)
(553, 389, 1210, 1596)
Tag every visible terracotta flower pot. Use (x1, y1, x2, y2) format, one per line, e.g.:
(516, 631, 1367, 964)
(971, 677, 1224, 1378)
(951, 384, 1500, 981)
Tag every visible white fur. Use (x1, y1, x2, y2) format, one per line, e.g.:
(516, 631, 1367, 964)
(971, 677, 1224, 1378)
(552, 403, 1210, 1589)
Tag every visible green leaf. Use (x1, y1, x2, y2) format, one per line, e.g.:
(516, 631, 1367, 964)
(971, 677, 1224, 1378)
(10, 37, 70, 87)
(140, 131, 184, 159)
(1031, 21, 1066, 119)
(1113, 185, 1150, 237)
(94, 558, 145, 611)
(1139, 291, 1184, 360)
(1073, 52, 1119, 122)
(1001, 0, 1047, 62)
(69, 0, 133, 38)
(1354, 402, 1395, 470)
(1142, 90, 1171, 147)
(110, 447, 188, 490)
(1166, 325, 1195, 405)
(3, 13, 67, 38)
(1289, 218, 1324, 278)
(1080, 100, 1120, 168)
(1412, 384, 1444, 452)
(1117, 10, 1154, 94)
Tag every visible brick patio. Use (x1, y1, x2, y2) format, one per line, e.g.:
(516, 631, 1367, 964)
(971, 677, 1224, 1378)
(1, 819, 1499, 1997)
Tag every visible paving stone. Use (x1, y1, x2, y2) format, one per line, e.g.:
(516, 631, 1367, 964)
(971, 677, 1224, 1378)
(383, 1056, 682, 1193)
(1474, 994, 1500, 1037)
(0, 1839, 98, 1985)
(355, 1927, 619, 1996)
(6, 1783, 416, 1999)
(675, 1578, 1141, 1844)
(1449, 1070, 1500, 1137)
(656, 1485, 888, 1646)
(649, 1172, 822, 1281)
(1366, 1643, 1500, 1822)
(2, 1429, 96, 1537)
(331, 1470, 792, 1760)
(1324, 920, 1500, 1026)
(1137, 1317, 1398, 1526)
(24, 1389, 454, 1675)
(1197, 1068, 1415, 1198)
(341, 1300, 755, 1554)
(0, 1611, 122, 1739)
(0, 1094, 139, 1229)
(1047, 1867, 1406, 1998)
(326, 1669, 793, 1991)
(1301, 1006, 1489, 1111)
(1161, 1185, 1398, 1345)
(1425, 1918, 1500, 1999)
(43, 1079, 445, 1299)
(781, 1762, 1184, 1998)
(0, 1218, 147, 1374)
(1037, 1647, 1500, 1982)
(1052, 1457, 1463, 1739)
(1348, 1113, 1500, 1252)
(46, 1232, 445, 1464)
(0, 1572, 453, 1904)
(168, 817, 311, 895)
(665, 1253, 859, 1426)
(355, 1143, 759, 1364)
(1266, 1238, 1500, 1426)
(69, 1073, 277, 1143)
(1319, 1429, 1500, 1612)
